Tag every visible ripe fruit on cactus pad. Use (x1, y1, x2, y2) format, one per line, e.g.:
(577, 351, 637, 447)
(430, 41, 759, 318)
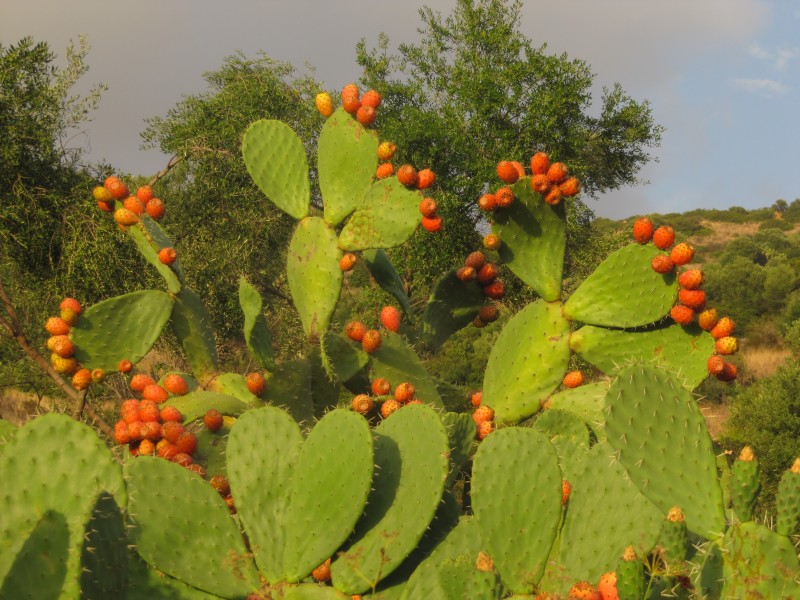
(204, 409, 224, 432)
(380, 306, 402, 332)
(563, 371, 584, 388)
(315, 92, 334, 117)
(246, 371, 266, 396)
(345, 321, 367, 342)
(652, 225, 675, 250)
(632, 217, 654, 244)
(362, 329, 382, 353)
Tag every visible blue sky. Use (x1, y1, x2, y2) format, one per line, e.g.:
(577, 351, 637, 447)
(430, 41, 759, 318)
(3, 0, 799, 219)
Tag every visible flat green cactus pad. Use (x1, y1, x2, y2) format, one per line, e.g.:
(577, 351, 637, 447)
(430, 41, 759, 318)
(531, 408, 591, 479)
(70, 290, 173, 372)
(605, 363, 726, 538)
(569, 322, 715, 390)
(288, 217, 342, 339)
(239, 276, 275, 372)
(338, 178, 422, 251)
(80, 492, 128, 599)
(242, 118, 310, 219)
(318, 107, 379, 226)
(164, 390, 250, 423)
(128, 216, 183, 294)
(421, 270, 485, 351)
(283, 585, 352, 600)
(544, 381, 609, 441)
(126, 552, 222, 599)
(262, 357, 315, 426)
(472, 427, 562, 594)
(171, 288, 219, 382)
(362, 248, 412, 318)
(368, 331, 444, 408)
(320, 331, 369, 382)
(492, 181, 566, 302)
(483, 299, 571, 425)
(563, 243, 677, 327)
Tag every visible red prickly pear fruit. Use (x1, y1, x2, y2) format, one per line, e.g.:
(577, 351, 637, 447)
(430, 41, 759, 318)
(362, 329, 382, 353)
(376, 162, 395, 179)
(175, 431, 198, 455)
(142, 384, 169, 404)
(51, 336, 76, 358)
(394, 382, 416, 403)
(351, 394, 374, 414)
(651, 255, 674, 274)
(543, 185, 563, 206)
(311, 558, 332, 583)
(158, 247, 177, 265)
(494, 186, 515, 208)
(652, 226, 675, 250)
(147, 197, 166, 221)
(482, 279, 505, 299)
(710, 317, 735, 340)
(136, 185, 154, 203)
(123, 196, 146, 216)
(163, 373, 189, 396)
(246, 371, 266, 396)
(531, 173, 550, 194)
(130, 373, 156, 394)
(677, 269, 704, 290)
(670, 242, 695, 266)
(496, 160, 520, 184)
(60, 306, 79, 326)
(210, 474, 231, 496)
(380, 398, 401, 419)
(342, 95, 361, 114)
(417, 168, 436, 190)
(563, 371, 584, 389)
(339, 253, 357, 272)
(157, 441, 179, 460)
(138, 438, 156, 456)
(186, 463, 207, 479)
(632, 217, 654, 244)
(380, 306, 402, 332)
(114, 421, 131, 445)
(371, 378, 391, 396)
(141, 421, 162, 443)
(465, 251, 487, 271)
(717, 361, 738, 382)
(45, 316, 70, 336)
(546, 162, 569, 185)
(421, 215, 443, 232)
(478, 193, 497, 212)
(597, 571, 619, 600)
(138, 400, 160, 423)
(419, 197, 438, 218)
(72, 368, 92, 391)
(118, 359, 133, 373)
(126, 421, 144, 442)
(697, 308, 719, 331)
(472, 405, 494, 424)
(670, 304, 694, 325)
(345, 321, 368, 342)
(678, 289, 705, 310)
(341, 83, 359, 101)
(567, 581, 601, 600)
(162, 421, 185, 444)
(559, 176, 581, 197)
(59, 297, 83, 316)
(707, 355, 726, 375)
(470, 391, 482, 407)
(476, 263, 499, 284)
(562, 480, 572, 506)
(530, 151, 550, 175)
(315, 92, 334, 117)
(361, 89, 382, 108)
(456, 266, 476, 282)
(476, 420, 495, 440)
(120, 399, 140, 422)
(396, 165, 418, 188)
(104, 176, 129, 200)
(204, 409, 224, 432)
(478, 304, 499, 323)
(715, 336, 738, 355)
(160, 405, 183, 423)
(173, 452, 193, 467)
(356, 105, 376, 126)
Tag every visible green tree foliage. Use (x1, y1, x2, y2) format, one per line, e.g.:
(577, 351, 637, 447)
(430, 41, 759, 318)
(141, 52, 325, 350)
(355, 0, 663, 291)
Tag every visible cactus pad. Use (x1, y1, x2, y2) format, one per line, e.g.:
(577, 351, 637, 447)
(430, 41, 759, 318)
(544, 381, 609, 441)
(442, 412, 477, 488)
(482, 299, 570, 425)
(558, 441, 662, 585)
(776, 462, 800, 536)
(331, 404, 449, 594)
(126, 457, 259, 597)
(471, 427, 562, 594)
(563, 243, 677, 327)
(492, 181, 566, 302)
(569, 322, 714, 390)
(128, 216, 184, 294)
(531, 408, 591, 479)
(421, 270, 485, 351)
(320, 331, 369, 383)
(338, 178, 422, 251)
(164, 390, 250, 424)
(171, 288, 219, 382)
(80, 491, 128, 599)
(362, 248, 413, 318)
(242, 118, 310, 219)
(288, 217, 342, 339)
(262, 357, 315, 425)
(70, 290, 174, 372)
(317, 108, 379, 226)
(605, 363, 726, 538)
(239, 276, 275, 371)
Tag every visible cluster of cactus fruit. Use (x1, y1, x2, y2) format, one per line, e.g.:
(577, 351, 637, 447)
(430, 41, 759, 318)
(1, 82, 799, 599)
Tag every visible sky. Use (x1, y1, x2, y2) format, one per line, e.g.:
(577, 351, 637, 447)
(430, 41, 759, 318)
(3, 0, 799, 220)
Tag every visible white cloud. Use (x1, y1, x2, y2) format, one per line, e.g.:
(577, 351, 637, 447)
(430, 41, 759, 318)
(748, 43, 800, 70)
(731, 77, 789, 95)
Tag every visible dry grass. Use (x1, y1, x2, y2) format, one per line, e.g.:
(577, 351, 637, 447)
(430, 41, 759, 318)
(688, 220, 761, 253)
(699, 402, 730, 441)
(741, 345, 791, 381)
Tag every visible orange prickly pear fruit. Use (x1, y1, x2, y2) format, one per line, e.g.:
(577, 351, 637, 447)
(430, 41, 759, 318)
(146, 197, 166, 221)
(315, 92, 334, 117)
(246, 371, 266, 396)
(483, 233, 501, 251)
(417, 168, 436, 190)
(345, 321, 367, 342)
(380, 306, 402, 332)
(419, 197, 437, 218)
(670, 304, 694, 325)
(361, 329, 382, 353)
(652, 226, 675, 250)
(651, 255, 674, 274)
(356, 105, 377, 126)
(563, 371, 584, 388)
(371, 378, 391, 396)
(697, 308, 719, 331)
(530, 151, 550, 175)
(376, 162, 395, 179)
(361, 89, 382, 108)
(632, 217, 654, 244)
(396, 164, 418, 188)
(496, 160, 520, 184)
(351, 394, 374, 414)
(710, 317, 735, 340)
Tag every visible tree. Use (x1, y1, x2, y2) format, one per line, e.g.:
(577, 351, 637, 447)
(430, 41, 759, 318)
(355, 0, 663, 291)
(140, 52, 326, 347)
